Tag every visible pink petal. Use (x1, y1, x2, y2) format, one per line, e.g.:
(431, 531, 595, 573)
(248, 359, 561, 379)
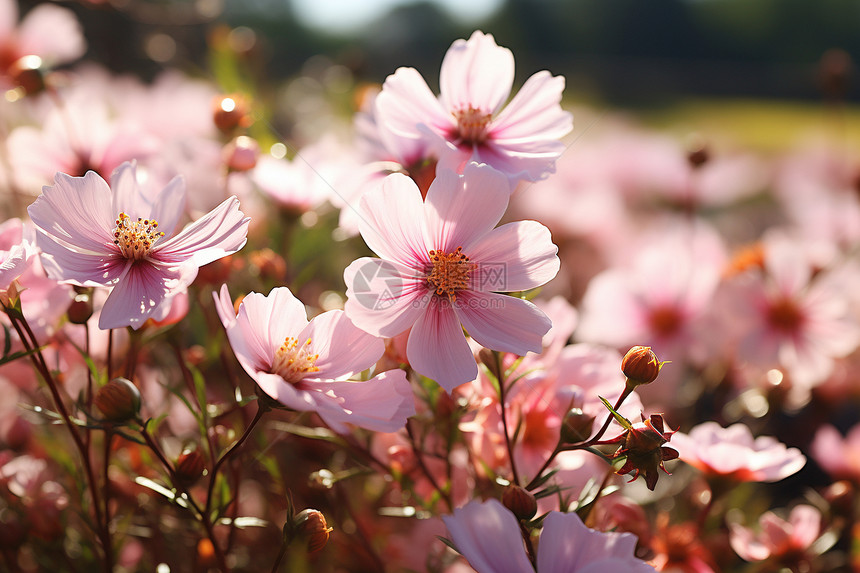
(356, 173, 430, 268)
(375, 67, 453, 143)
(235, 287, 309, 369)
(28, 171, 116, 254)
(442, 499, 533, 573)
(0, 244, 28, 290)
(406, 299, 477, 391)
(343, 257, 429, 338)
(439, 31, 514, 115)
(424, 163, 510, 253)
(538, 511, 649, 573)
(0, 0, 16, 36)
(455, 291, 550, 356)
(34, 234, 126, 286)
(98, 261, 175, 330)
(788, 505, 821, 549)
(149, 176, 187, 238)
(109, 162, 149, 222)
(304, 370, 415, 433)
(17, 4, 85, 65)
(471, 139, 566, 182)
(729, 523, 771, 561)
(491, 71, 572, 142)
(298, 310, 384, 379)
(153, 196, 248, 266)
(251, 370, 319, 412)
(466, 220, 559, 292)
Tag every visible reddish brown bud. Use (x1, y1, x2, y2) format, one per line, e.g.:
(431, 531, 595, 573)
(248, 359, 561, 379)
(610, 413, 678, 491)
(212, 94, 252, 134)
(502, 485, 537, 520)
(560, 408, 596, 444)
(94, 378, 141, 422)
(687, 143, 710, 169)
(174, 449, 206, 487)
(66, 290, 94, 324)
(292, 509, 332, 554)
(8, 55, 45, 95)
(249, 248, 287, 282)
(621, 346, 665, 387)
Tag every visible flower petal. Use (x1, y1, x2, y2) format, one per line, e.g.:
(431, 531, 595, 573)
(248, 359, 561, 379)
(153, 195, 248, 267)
(97, 261, 174, 330)
(491, 71, 572, 143)
(455, 291, 551, 356)
(298, 310, 384, 379)
(467, 220, 559, 292)
(356, 173, 431, 269)
(28, 171, 115, 254)
(343, 257, 429, 338)
(424, 163, 511, 253)
(406, 298, 477, 391)
(304, 370, 415, 433)
(375, 67, 453, 143)
(442, 499, 533, 573)
(439, 31, 514, 115)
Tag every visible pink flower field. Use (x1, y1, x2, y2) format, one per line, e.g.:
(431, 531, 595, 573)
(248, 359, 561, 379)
(1, 2, 859, 572)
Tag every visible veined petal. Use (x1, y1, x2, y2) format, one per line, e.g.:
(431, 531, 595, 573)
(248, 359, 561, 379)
(406, 299, 477, 391)
(110, 161, 151, 222)
(36, 233, 126, 286)
(150, 175, 186, 237)
(491, 71, 572, 142)
(153, 196, 249, 266)
(455, 291, 550, 356)
(304, 370, 415, 433)
(28, 171, 115, 254)
(375, 67, 453, 142)
(442, 499, 533, 573)
(237, 287, 309, 366)
(251, 371, 319, 412)
(343, 257, 429, 338)
(424, 163, 510, 253)
(467, 220, 560, 292)
(97, 261, 174, 330)
(474, 139, 566, 182)
(439, 31, 514, 116)
(298, 310, 384, 379)
(213, 285, 271, 376)
(356, 173, 431, 268)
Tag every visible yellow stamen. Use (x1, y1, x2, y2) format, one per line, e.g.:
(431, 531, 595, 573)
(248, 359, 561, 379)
(112, 212, 164, 260)
(426, 247, 476, 301)
(271, 337, 320, 383)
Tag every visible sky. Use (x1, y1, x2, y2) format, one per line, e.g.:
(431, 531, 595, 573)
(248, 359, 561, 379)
(289, 0, 504, 34)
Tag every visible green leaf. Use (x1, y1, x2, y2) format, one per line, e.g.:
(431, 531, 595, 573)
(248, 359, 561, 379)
(598, 395, 633, 430)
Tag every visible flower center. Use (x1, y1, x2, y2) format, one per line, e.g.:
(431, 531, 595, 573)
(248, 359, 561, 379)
(453, 106, 492, 145)
(113, 213, 164, 260)
(271, 336, 320, 383)
(427, 247, 476, 301)
(648, 304, 684, 338)
(766, 296, 805, 333)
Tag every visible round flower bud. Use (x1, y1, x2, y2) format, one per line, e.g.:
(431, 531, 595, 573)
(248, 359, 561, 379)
(94, 378, 141, 423)
(292, 509, 332, 554)
(502, 485, 537, 520)
(621, 346, 665, 387)
(174, 449, 206, 487)
(212, 94, 251, 134)
(560, 408, 595, 444)
(67, 291, 94, 325)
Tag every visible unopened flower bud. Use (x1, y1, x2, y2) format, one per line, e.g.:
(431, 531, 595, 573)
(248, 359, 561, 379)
(212, 94, 251, 134)
(249, 248, 287, 282)
(687, 142, 709, 169)
(223, 135, 259, 172)
(8, 55, 46, 95)
(478, 348, 502, 381)
(94, 378, 141, 422)
(560, 408, 595, 444)
(502, 485, 537, 520)
(292, 509, 332, 554)
(621, 346, 665, 387)
(174, 449, 206, 487)
(67, 290, 94, 324)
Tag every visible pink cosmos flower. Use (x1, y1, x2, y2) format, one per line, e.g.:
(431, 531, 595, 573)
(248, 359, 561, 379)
(442, 498, 656, 573)
(671, 422, 806, 482)
(729, 505, 822, 564)
(374, 31, 572, 183)
(715, 233, 860, 392)
(28, 162, 250, 330)
(214, 284, 415, 433)
(343, 162, 560, 391)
